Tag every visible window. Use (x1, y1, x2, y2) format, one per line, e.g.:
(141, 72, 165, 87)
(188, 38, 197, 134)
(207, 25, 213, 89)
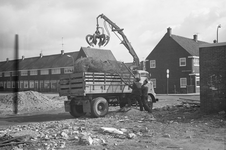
(30, 70, 38, 75)
(4, 71, 10, 77)
(30, 80, 34, 88)
(150, 78, 156, 88)
(193, 58, 199, 66)
(4, 82, 7, 88)
(150, 60, 156, 68)
(64, 67, 74, 74)
(0, 72, 2, 77)
(51, 80, 57, 89)
(35, 81, 39, 89)
(21, 70, 28, 76)
(179, 58, 186, 66)
(7, 81, 11, 88)
(44, 80, 50, 89)
(196, 77, 200, 87)
(0, 82, 3, 87)
(24, 81, 28, 88)
(20, 81, 23, 88)
(12, 81, 15, 88)
(180, 78, 187, 88)
(41, 69, 49, 75)
(51, 68, 61, 74)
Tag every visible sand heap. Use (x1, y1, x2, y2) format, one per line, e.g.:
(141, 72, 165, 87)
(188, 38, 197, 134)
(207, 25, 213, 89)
(0, 91, 63, 114)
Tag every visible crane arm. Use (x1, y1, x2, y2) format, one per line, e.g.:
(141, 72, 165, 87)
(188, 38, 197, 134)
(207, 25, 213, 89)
(86, 14, 140, 68)
(98, 14, 140, 67)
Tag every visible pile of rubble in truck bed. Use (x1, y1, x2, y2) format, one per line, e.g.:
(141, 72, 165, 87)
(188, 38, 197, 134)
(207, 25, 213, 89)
(74, 57, 129, 74)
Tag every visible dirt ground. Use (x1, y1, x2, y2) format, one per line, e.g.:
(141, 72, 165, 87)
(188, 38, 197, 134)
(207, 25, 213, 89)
(0, 92, 225, 150)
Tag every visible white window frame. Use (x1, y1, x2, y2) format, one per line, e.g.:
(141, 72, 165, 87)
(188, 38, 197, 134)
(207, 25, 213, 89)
(51, 68, 61, 74)
(150, 78, 156, 88)
(21, 70, 28, 76)
(196, 77, 200, 87)
(64, 67, 74, 74)
(193, 58, 199, 66)
(41, 69, 49, 75)
(180, 78, 187, 88)
(24, 81, 28, 88)
(30, 80, 34, 88)
(150, 60, 156, 68)
(179, 58, 186, 66)
(20, 81, 23, 88)
(30, 70, 38, 76)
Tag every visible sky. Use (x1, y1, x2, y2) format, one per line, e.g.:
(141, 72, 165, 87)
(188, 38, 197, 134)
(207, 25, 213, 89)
(0, 0, 226, 62)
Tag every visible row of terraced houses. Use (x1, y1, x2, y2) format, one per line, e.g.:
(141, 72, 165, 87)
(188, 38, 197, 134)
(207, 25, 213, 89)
(0, 27, 222, 94)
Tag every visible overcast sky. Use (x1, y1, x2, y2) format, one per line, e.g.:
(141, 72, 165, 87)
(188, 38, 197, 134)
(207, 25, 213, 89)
(0, 0, 226, 62)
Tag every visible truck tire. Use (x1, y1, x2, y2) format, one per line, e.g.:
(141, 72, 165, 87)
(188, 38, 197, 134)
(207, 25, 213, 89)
(147, 95, 153, 112)
(91, 97, 109, 118)
(70, 101, 85, 118)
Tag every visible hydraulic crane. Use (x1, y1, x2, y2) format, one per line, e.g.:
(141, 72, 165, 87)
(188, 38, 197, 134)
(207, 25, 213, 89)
(86, 14, 140, 68)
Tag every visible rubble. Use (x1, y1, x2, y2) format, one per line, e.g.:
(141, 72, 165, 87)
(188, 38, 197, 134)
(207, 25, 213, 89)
(0, 94, 225, 149)
(0, 91, 63, 114)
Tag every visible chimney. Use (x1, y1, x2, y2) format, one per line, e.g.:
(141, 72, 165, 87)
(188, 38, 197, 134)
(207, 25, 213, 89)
(167, 27, 172, 36)
(61, 50, 64, 55)
(193, 34, 198, 42)
(6, 58, 9, 62)
(213, 40, 217, 43)
(40, 52, 43, 58)
(22, 56, 25, 60)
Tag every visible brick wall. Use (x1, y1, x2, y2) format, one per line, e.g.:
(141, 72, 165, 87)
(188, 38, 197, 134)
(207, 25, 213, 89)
(200, 43, 226, 113)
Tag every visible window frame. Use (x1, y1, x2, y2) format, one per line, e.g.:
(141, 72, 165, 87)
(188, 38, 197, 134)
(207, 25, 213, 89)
(179, 57, 186, 66)
(180, 78, 187, 88)
(30, 70, 38, 76)
(40, 69, 49, 75)
(193, 58, 199, 66)
(150, 60, 156, 68)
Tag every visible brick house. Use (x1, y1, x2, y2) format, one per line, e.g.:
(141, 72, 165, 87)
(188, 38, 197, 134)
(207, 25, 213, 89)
(0, 47, 116, 92)
(145, 27, 208, 94)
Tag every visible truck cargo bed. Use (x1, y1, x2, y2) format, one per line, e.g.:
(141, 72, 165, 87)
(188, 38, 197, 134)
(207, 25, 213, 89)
(59, 72, 133, 96)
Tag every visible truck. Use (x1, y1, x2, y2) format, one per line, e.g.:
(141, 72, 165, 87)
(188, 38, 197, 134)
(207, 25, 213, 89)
(59, 14, 158, 118)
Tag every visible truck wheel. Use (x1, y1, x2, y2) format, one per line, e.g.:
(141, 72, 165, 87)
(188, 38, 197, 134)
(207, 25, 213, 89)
(70, 101, 85, 118)
(91, 97, 109, 118)
(147, 95, 153, 112)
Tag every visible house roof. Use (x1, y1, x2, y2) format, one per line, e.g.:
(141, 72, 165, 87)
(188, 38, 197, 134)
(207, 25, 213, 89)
(171, 34, 208, 56)
(0, 51, 79, 72)
(80, 47, 117, 61)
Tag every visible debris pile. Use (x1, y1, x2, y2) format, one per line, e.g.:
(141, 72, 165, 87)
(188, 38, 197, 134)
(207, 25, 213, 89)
(0, 91, 63, 114)
(74, 57, 129, 73)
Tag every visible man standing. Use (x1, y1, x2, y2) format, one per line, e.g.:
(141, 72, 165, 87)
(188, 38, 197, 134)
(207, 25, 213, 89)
(141, 79, 153, 113)
(130, 77, 143, 111)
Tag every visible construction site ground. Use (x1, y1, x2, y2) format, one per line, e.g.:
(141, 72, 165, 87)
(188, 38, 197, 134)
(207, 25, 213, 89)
(0, 92, 225, 150)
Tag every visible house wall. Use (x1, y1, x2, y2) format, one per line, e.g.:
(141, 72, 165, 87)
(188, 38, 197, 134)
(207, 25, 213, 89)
(146, 34, 193, 94)
(200, 43, 226, 113)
